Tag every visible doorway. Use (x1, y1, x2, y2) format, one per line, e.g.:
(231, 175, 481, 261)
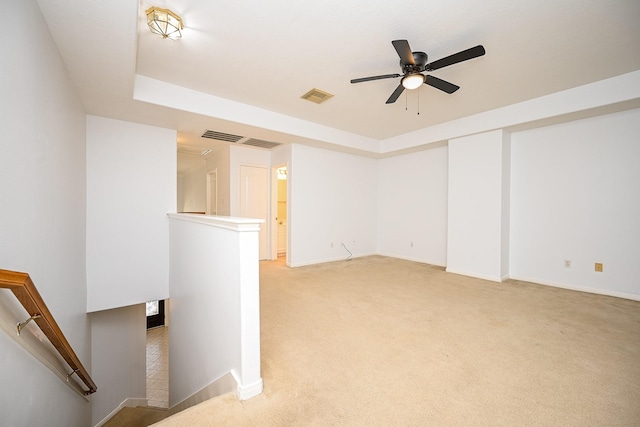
(146, 300, 165, 329)
(206, 169, 217, 215)
(146, 300, 168, 407)
(276, 166, 287, 258)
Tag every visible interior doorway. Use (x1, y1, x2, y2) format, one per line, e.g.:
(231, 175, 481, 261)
(276, 166, 287, 259)
(146, 300, 168, 407)
(206, 169, 217, 215)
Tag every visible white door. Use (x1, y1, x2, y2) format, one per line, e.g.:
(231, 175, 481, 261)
(240, 165, 269, 260)
(207, 169, 217, 215)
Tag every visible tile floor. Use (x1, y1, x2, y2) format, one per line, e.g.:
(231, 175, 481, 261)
(146, 326, 169, 408)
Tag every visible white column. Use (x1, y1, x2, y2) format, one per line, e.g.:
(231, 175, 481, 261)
(447, 130, 510, 282)
(235, 228, 263, 399)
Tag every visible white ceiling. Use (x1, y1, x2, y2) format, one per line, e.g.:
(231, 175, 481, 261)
(36, 0, 640, 164)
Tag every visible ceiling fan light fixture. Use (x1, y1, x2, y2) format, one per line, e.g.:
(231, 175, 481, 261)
(146, 6, 183, 40)
(402, 73, 425, 90)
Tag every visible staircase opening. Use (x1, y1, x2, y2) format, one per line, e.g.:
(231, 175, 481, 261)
(146, 300, 169, 408)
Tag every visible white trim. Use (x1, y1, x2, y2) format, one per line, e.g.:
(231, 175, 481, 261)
(231, 370, 263, 401)
(170, 371, 237, 414)
(94, 398, 148, 427)
(271, 162, 289, 261)
(445, 267, 503, 283)
(167, 213, 263, 232)
(382, 70, 640, 154)
(508, 274, 640, 302)
(376, 252, 447, 267)
(289, 252, 377, 268)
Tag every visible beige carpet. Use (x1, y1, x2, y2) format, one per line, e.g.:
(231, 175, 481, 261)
(155, 256, 640, 426)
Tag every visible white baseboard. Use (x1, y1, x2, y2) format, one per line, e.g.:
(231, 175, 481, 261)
(94, 397, 148, 427)
(290, 252, 376, 267)
(290, 254, 639, 301)
(231, 371, 263, 400)
(376, 251, 446, 267)
(170, 371, 237, 414)
(445, 267, 503, 283)
(509, 274, 640, 301)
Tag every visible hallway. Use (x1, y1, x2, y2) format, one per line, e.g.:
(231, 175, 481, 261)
(146, 327, 169, 408)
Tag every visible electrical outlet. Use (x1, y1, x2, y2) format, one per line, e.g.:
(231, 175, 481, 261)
(595, 262, 603, 272)
(564, 260, 572, 268)
(410, 242, 414, 247)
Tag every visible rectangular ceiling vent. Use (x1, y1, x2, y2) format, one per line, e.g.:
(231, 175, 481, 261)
(242, 138, 282, 149)
(201, 130, 244, 142)
(300, 88, 334, 104)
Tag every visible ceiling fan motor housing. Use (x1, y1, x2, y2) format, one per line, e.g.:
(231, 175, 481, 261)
(401, 51, 428, 73)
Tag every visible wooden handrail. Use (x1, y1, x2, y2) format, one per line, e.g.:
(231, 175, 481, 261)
(0, 269, 97, 395)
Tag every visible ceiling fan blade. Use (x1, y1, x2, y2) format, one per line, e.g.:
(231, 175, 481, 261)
(425, 45, 485, 71)
(385, 83, 405, 104)
(392, 40, 415, 65)
(424, 75, 460, 94)
(350, 74, 401, 84)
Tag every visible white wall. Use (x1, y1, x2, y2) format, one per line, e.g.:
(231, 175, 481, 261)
(86, 116, 176, 312)
(510, 108, 640, 298)
(177, 175, 185, 213)
(290, 144, 377, 266)
(90, 304, 146, 426)
(447, 130, 510, 282)
(377, 145, 448, 265)
(0, 1, 90, 425)
(181, 162, 207, 213)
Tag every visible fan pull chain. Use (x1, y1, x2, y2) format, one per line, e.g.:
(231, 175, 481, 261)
(417, 89, 420, 115)
(405, 91, 408, 111)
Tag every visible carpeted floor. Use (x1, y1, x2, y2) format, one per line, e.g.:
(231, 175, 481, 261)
(154, 255, 640, 426)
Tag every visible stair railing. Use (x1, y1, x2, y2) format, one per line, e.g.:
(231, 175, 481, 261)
(0, 269, 97, 395)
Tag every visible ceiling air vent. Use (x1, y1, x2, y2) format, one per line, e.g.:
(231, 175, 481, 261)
(201, 130, 244, 142)
(300, 88, 334, 104)
(242, 138, 281, 149)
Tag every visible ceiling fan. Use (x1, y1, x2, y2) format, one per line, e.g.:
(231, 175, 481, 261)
(350, 40, 485, 104)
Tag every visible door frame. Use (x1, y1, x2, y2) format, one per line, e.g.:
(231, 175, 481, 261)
(271, 162, 289, 263)
(146, 300, 165, 329)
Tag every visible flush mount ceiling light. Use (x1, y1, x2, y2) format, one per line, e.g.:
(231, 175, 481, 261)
(146, 7, 183, 40)
(401, 73, 425, 90)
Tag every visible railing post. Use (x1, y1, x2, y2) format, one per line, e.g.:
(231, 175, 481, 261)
(17, 314, 41, 335)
